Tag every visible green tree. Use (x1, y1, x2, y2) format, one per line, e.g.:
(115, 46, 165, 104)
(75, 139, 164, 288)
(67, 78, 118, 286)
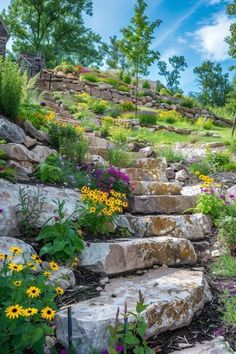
(157, 55, 188, 94)
(102, 35, 130, 74)
(226, 78, 236, 137)
(118, 0, 161, 116)
(226, 0, 236, 66)
(193, 61, 231, 107)
(2, 0, 103, 67)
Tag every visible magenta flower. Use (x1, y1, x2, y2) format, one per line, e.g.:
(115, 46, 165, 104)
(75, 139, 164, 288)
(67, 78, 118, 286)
(0, 208, 3, 213)
(228, 194, 235, 199)
(115, 345, 124, 352)
(60, 350, 68, 354)
(101, 350, 109, 354)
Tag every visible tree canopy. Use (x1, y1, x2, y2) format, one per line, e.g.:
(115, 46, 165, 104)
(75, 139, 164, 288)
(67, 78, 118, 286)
(2, 0, 103, 67)
(226, 0, 236, 64)
(157, 55, 188, 94)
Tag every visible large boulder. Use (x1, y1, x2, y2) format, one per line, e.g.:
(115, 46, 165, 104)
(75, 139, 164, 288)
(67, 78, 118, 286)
(0, 117, 26, 143)
(23, 120, 50, 143)
(0, 236, 36, 265)
(80, 237, 197, 275)
(56, 268, 212, 354)
(171, 338, 235, 354)
(0, 179, 81, 237)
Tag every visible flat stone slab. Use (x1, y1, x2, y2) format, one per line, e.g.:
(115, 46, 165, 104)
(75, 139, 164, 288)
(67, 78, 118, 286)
(132, 181, 182, 195)
(122, 168, 168, 182)
(56, 269, 212, 354)
(170, 337, 235, 354)
(121, 213, 212, 240)
(132, 158, 167, 170)
(80, 237, 197, 275)
(128, 195, 196, 214)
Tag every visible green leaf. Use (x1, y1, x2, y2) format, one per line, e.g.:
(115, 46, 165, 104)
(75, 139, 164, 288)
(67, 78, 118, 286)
(124, 331, 140, 345)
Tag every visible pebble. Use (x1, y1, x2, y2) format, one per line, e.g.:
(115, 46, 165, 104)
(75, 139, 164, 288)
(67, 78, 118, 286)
(211, 250, 221, 258)
(99, 277, 109, 286)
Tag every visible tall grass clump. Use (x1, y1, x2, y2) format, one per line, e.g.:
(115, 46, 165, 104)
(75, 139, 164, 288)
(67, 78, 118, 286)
(138, 111, 157, 125)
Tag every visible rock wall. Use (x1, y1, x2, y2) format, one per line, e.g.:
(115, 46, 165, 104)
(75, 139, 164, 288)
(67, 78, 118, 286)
(39, 70, 232, 127)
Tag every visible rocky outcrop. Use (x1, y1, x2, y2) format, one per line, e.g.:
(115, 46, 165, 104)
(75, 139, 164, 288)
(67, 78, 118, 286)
(0, 236, 36, 265)
(132, 181, 182, 195)
(0, 117, 26, 143)
(170, 338, 235, 354)
(80, 237, 197, 275)
(56, 268, 212, 354)
(0, 179, 81, 237)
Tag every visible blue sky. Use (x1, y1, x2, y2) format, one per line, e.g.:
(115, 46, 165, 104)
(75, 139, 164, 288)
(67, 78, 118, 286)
(0, 0, 234, 93)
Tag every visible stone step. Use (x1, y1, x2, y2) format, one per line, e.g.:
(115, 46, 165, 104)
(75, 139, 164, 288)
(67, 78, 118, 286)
(122, 167, 168, 182)
(132, 181, 182, 195)
(128, 195, 196, 214)
(56, 268, 212, 354)
(80, 237, 197, 275)
(132, 157, 167, 170)
(119, 213, 212, 240)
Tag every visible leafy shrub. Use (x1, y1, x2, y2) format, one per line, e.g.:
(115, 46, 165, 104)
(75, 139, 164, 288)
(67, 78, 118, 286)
(224, 162, 236, 171)
(189, 161, 210, 176)
(76, 92, 92, 103)
(100, 116, 114, 137)
(79, 186, 128, 235)
(117, 85, 130, 92)
(91, 100, 108, 114)
(37, 201, 84, 262)
(106, 148, 133, 168)
(195, 194, 224, 220)
(110, 126, 130, 144)
(159, 88, 172, 96)
(0, 249, 58, 353)
(120, 101, 135, 112)
(20, 105, 56, 130)
(0, 57, 23, 120)
(60, 138, 88, 163)
(75, 109, 95, 120)
(221, 292, 236, 327)
(142, 80, 150, 89)
(104, 108, 122, 118)
(195, 117, 214, 130)
(157, 146, 185, 163)
(123, 74, 132, 84)
(138, 111, 157, 125)
(106, 77, 119, 86)
(218, 215, 236, 253)
(48, 123, 80, 149)
(82, 73, 99, 82)
(181, 97, 194, 108)
(55, 61, 75, 74)
(158, 110, 183, 124)
(0, 150, 16, 181)
(107, 291, 155, 354)
(174, 92, 183, 98)
(206, 151, 231, 172)
(212, 254, 236, 277)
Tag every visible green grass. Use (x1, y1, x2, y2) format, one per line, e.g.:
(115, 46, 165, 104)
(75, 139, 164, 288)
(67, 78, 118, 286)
(211, 254, 236, 277)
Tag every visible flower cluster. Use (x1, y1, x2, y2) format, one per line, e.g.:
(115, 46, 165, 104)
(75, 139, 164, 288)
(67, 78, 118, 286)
(196, 172, 222, 193)
(81, 186, 128, 217)
(45, 111, 56, 122)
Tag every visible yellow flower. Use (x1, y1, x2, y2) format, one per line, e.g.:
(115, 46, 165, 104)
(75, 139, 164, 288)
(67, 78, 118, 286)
(31, 254, 43, 264)
(195, 171, 200, 176)
(43, 271, 51, 277)
(26, 286, 41, 298)
(81, 186, 88, 194)
(27, 262, 37, 271)
(0, 253, 6, 261)
(9, 246, 23, 255)
(41, 307, 56, 321)
(13, 280, 22, 287)
(89, 207, 96, 213)
(22, 308, 38, 317)
(8, 263, 24, 272)
(49, 261, 59, 271)
(5, 304, 23, 319)
(55, 287, 64, 296)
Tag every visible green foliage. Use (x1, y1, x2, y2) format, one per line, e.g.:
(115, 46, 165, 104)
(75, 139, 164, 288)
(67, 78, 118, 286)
(224, 162, 236, 171)
(206, 151, 231, 172)
(100, 116, 114, 137)
(20, 105, 54, 130)
(0, 57, 23, 120)
(110, 126, 130, 144)
(120, 101, 135, 112)
(174, 92, 183, 98)
(37, 201, 84, 262)
(211, 254, 236, 277)
(117, 84, 130, 92)
(159, 87, 172, 96)
(181, 96, 194, 108)
(195, 117, 214, 130)
(156, 146, 185, 163)
(2, 0, 103, 67)
(102, 35, 130, 73)
(0, 150, 16, 182)
(0, 253, 57, 353)
(158, 55, 187, 94)
(82, 73, 99, 83)
(107, 291, 155, 354)
(104, 108, 122, 118)
(225, 1, 236, 62)
(123, 74, 132, 84)
(60, 138, 88, 163)
(142, 80, 150, 89)
(138, 111, 157, 125)
(48, 123, 78, 149)
(218, 215, 236, 252)
(193, 61, 231, 107)
(106, 148, 133, 168)
(189, 161, 210, 176)
(195, 194, 224, 220)
(55, 61, 75, 74)
(17, 187, 46, 238)
(221, 291, 236, 327)
(91, 100, 109, 114)
(21, 72, 42, 105)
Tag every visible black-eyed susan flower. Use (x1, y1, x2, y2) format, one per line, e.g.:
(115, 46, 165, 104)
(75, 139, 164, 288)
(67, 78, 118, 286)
(9, 246, 23, 255)
(22, 307, 38, 317)
(13, 280, 22, 287)
(49, 261, 59, 271)
(31, 254, 43, 264)
(27, 262, 37, 271)
(0, 253, 5, 261)
(26, 286, 41, 298)
(55, 287, 64, 296)
(41, 307, 56, 321)
(43, 271, 51, 277)
(5, 304, 23, 319)
(8, 263, 24, 272)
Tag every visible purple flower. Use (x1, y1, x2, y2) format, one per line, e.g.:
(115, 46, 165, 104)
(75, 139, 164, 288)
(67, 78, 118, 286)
(213, 327, 224, 337)
(230, 290, 236, 296)
(220, 195, 225, 200)
(60, 350, 68, 354)
(0, 208, 3, 213)
(115, 345, 124, 352)
(101, 350, 109, 354)
(40, 101, 47, 107)
(228, 194, 235, 199)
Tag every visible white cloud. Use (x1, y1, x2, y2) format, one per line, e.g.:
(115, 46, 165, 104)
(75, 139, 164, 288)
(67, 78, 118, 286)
(191, 13, 231, 61)
(208, 0, 222, 4)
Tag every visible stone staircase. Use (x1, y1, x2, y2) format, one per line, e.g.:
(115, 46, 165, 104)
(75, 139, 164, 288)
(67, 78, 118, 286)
(56, 157, 213, 354)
